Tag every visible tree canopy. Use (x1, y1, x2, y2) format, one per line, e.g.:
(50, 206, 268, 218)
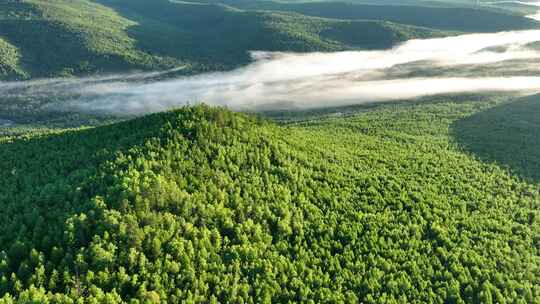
(0, 101, 538, 303)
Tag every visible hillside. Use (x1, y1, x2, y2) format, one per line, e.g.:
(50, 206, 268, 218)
(190, 0, 540, 32)
(0, 100, 539, 302)
(0, 0, 447, 80)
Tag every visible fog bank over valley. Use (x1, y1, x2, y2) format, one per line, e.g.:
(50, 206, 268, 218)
(2, 23, 540, 115)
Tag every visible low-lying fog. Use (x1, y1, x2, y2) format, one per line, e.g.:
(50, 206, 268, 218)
(2, 27, 540, 115)
(0, 119, 13, 128)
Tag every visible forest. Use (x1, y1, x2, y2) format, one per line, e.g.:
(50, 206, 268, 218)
(0, 97, 538, 303)
(1, 0, 540, 302)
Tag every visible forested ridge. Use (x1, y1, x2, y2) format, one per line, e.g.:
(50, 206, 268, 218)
(0, 101, 539, 303)
(193, 0, 539, 32)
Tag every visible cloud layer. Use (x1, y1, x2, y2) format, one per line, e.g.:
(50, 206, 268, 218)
(2, 28, 540, 115)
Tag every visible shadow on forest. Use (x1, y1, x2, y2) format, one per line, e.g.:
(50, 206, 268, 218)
(452, 94, 540, 183)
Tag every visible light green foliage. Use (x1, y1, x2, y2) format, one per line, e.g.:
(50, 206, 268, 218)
(0, 99, 538, 302)
(0, 0, 178, 80)
(0, 38, 26, 79)
(25, 0, 174, 68)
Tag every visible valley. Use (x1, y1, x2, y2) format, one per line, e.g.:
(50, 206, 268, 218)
(0, 0, 540, 303)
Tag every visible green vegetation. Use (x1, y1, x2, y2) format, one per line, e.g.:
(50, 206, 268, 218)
(0, 38, 26, 80)
(0, 0, 450, 80)
(0, 98, 539, 303)
(0, 0, 180, 80)
(95, 0, 444, 70)
(453, 94, 540, 182)
(192, 0, 539, 32)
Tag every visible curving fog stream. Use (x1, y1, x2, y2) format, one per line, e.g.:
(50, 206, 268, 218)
(2, 2, 540, 115)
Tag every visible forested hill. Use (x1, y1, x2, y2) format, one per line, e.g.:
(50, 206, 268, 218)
(0, 0, 447, 80)
(0, 103, 539, 303)
(183, 0, 540, 32)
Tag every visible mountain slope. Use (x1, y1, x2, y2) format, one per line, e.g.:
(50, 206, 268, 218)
(0, 0, 174, 80)
(194, 0, 540, 32)
(0, 103, 539, 303)
(95, 0, 446, 68)
(0, 0, 448, 80)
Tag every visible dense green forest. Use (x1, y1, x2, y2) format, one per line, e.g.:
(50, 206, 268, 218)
(0, 97, 539, 303)
(1, 0, 540, 302)
(0, 0, 451, 80)
(1, 0, 538, 80)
